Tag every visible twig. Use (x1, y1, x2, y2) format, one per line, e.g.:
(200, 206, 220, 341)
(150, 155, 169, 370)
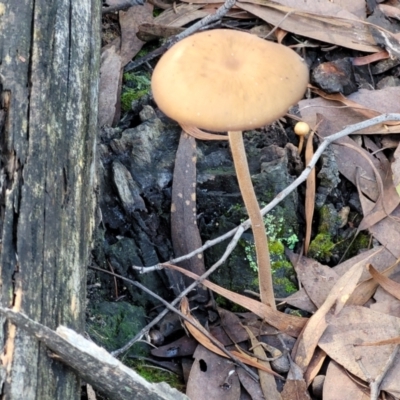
(134, 114, 400, 273)
(114, 226, 244, 355)
(124, 0, 237, 72)
(264, 11, 296, 40)
(91, 228, 259, 380)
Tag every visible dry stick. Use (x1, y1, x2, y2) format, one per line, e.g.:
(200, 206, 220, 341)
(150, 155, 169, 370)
(124, 0, 237, 72)
(114, 227, 245, 347)
(135, 113, 400, 273)
(120, 114, 400, 361)
(90, 257, 258, 381)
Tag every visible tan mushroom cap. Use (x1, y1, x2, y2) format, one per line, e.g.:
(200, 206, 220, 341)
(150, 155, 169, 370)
(151, 29, 309, 132)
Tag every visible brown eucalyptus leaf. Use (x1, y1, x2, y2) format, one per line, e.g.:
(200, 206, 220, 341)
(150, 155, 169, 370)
(319, 306, 400, 396)
(323, 360, 369, 400)
(281, 359, 311, 400)
(300, 87, 400, 135)
(368, 205, 400, 259)
(237, 367, 265, 400)
(171, 132, 207, 300)
(154, 3, 208, 27)
(368, 264, 400, 301)
(119, 3, 153, 66)
(287, 251, 340, 309)
(235, 0, 379, 53)
(166, 264, 307, 337)
(243, 326, 281, 400)
(286, 247, 397, 311)
(294, 258, 365, 372)
(180, 298, 283, 377)
(186, 345, 241, 400)
(99, 42, 122, 127)
(392, 142, 400, 198)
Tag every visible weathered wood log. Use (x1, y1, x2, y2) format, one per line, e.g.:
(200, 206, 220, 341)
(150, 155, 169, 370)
(0, 1, 100, 398)
(0, 307, 189, 400)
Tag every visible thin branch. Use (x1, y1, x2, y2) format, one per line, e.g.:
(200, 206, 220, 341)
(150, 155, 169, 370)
(134, 113, 400, 272)
(109, 114, 400, 378)
(124, 0, 237, 72)
(114, 226, 244, 354)
(91, 227, 259, 380)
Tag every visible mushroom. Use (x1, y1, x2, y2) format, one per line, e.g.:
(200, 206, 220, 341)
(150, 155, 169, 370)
(294, 121, 310, 154)
(151, 29, 309, 309)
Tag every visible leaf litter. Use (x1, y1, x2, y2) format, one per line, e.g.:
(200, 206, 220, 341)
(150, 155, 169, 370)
(98, 0, 400, 398)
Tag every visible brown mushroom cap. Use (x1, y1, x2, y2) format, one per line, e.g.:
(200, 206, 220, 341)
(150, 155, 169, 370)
(151, 29, 309, 132)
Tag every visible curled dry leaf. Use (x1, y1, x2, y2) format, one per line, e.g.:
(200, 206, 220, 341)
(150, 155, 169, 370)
(293, 256, 367, 373)
(180, 297, 283, 378)
(243, 325, 282, 400)
(186, 345, 241, 400)
(319, 306, 400, 397)
(367, 264, 400, 301)
(164, 263, 307, 337)
(323, 360, 369, 400)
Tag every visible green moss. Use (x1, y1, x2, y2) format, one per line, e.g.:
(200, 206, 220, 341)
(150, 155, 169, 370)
(153, 8, 163, 17)
(121, 88, 149, 111)
(130, 360, 184, 391)
(215, 295, 228, 308)
(318, 204, 341, 234)
(273, 276, 297, 294)
(269, 239, 284, 256)
(308, 233, 336, 262)
(87, 302, 148, 356)
(287, 309, 303, 317)
(353, 232, 370, 249)
(120, 72, 151, 112)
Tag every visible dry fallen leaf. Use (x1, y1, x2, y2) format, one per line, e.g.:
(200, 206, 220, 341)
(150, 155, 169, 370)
(367, 264, 400, 301)
(186, 344, 241, 400)
(323, 360, 369, 400)
(319, 306, 400, 397)
(166, 264, 307, 337)
(119, 3, 153, 67)
(154, 3, 209, 27)
(243, 325, 281, 400)
(286, 247, 397, 311)
(235, 0, 380, 53)
(99, 41, 122, 127)
(171, 132, 207, 300)
(293, 257, 366, 373)
(180, 297, 283, 377)
(392, 142, 400, 198)
(281, 357, 311, 400)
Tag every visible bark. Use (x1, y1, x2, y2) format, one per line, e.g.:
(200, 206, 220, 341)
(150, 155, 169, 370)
(0, 1, 100, 398)
(0, 307, 189, 400)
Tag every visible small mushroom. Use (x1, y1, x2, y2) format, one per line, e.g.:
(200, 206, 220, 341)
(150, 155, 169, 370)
(151, 29, 309, 308)
(294, 121, 310, 154)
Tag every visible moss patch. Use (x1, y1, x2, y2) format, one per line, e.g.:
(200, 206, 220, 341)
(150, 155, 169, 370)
(121, 72, 151, 112)
(87, 301, 148, 356)
(308, 233, 336, 262)
(129, 360, 184, 391)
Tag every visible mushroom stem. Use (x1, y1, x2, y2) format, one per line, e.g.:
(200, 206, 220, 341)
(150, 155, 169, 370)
(228, 131, 276, 310)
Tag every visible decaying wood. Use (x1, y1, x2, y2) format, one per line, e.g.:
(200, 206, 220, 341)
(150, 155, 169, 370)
(0, 307, 188, 400)
(0, 1, 100, 398)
